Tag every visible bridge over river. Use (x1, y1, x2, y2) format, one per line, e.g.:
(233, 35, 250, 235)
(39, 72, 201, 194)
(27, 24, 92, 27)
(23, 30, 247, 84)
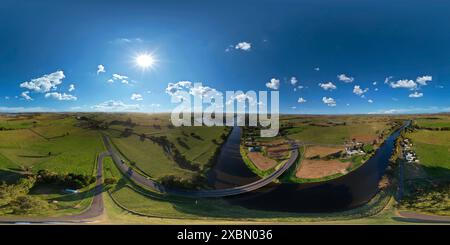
(102, 135, 298, 198)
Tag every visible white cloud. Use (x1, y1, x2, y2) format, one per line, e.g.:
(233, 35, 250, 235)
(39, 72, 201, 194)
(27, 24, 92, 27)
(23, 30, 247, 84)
(166, 81, 221, 101)
(166, 81, 193, 96)
(290, 77, 298, 86)
(298, 97, 306, 103)
(92, 100, 141, 111)
(45, 92, 77, 101)
(416, 75, 432, 86)
(318, 81, 336, 90)
(389, 79, 417, 89)
(21, 91, 32, 101)
(409, 91, 423, 98)
(322, 97, 336, 107)
(97, 64, 105, 74)
(109, 74, 129, 84)
(384, 76, 393, 84)
(266, 78, 280, 90)
(4, 96, 10, 100)
(235, 42, 251, 51)
(226, 93, 259, 106)
(314, 67, 320, 71)
(372, 81, 377, 86)
(368, 99, 374, 103)
(131, 93, 143, 101)
(337, 74, 354, 83)
(68, 84, 75, 92)
(110, 38, 143, 44)
(374, 88, 379, 91)
(353, 85, 369, 96)
(20, 70, 65, 93)
(113, 74, 128, 80)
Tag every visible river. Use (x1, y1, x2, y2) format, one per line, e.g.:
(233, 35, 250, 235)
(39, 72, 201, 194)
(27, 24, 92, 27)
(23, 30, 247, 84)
(207, 121, 409, 212)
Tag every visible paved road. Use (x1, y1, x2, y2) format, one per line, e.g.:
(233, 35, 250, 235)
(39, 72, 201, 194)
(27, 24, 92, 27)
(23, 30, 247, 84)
(102, 134, 298, 198)
(395, 211, 450, 223)
(0, 152, 108, 224)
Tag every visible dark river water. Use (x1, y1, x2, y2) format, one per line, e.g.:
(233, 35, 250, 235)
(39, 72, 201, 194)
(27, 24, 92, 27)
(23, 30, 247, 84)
(207, 122, 409, 213)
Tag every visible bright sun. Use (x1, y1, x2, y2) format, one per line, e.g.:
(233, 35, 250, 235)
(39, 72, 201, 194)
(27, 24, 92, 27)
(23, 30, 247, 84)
(135, 54, 156, 69)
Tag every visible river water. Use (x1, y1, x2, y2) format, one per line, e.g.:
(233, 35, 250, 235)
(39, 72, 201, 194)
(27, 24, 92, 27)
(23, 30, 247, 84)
(207, 122, 409, 212)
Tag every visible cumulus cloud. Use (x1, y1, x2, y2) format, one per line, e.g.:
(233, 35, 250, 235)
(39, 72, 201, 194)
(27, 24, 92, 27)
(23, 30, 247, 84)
(21, 91, 32, 101)
(92, 100, 141, 111)
(298, 97, 306, 103)
(235, 42, 251, 51)
(337, 74, 354, 83)
(322, 97, 336, 107)
(225, 92, 259, 106)
(45, 92, 77, 101)
(290, 77, 298, 86)
(409, 91, 423, 98)
(97, 64, 105, 74)
(314, 67, 320, 71)
(109, 74, 129, 84)
(372, 81, 377, 86)
(266, 78, 280, 90)
(416, 75, 432, 86)
(20, 70, 65, 93)
(389, 75, 431, 91)
(318, 81, 336, 90)
(166, 81, 222, 100)
(166, 81, 193, 96)
(131, 93, 143, 101)
(113, 74, 128, 80)
(389, 79, 417, 89)
(353, 85, 369, 96)
(68, 84, 75, 92)
(368, 99, 374, 103)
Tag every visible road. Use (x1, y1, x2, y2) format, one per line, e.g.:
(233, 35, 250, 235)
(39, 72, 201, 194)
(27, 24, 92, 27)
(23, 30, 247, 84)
(395, 211, 450, 223)
(101, 134, 298, 198)
(0, 152, 108, 224)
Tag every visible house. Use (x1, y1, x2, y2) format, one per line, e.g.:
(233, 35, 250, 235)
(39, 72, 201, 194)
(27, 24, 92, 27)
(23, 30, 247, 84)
(345, 147, 365, 156)
(248, 146, 261, 152)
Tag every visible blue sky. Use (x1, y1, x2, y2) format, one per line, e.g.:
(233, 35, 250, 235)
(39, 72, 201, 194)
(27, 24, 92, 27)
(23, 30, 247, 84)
(0, 0, 449, 114)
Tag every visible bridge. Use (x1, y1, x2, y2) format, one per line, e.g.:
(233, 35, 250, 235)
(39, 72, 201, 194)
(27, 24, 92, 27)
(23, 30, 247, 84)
(102, 135, 298, 198)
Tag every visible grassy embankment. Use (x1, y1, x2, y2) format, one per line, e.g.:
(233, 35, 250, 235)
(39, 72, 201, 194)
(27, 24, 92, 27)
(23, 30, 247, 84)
(105, 117, 230, 186)
(399, 115, 450, 216)
(103, 151, 400, 223)
(0, 114, 103, 216)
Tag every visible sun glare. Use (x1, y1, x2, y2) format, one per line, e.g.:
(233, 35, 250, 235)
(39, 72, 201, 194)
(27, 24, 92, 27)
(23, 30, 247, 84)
(135, 53, 156, 69)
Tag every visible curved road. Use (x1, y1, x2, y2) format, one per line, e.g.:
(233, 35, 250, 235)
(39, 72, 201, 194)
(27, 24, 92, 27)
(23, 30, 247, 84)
(101, 135, 298, 198)
(0, 152, 108, 224)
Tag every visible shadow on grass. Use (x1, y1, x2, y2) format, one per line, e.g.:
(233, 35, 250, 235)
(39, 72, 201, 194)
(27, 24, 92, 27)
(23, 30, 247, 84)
(421, 166, 450, 180)
(0, 169, 23, 184)
(29, 183, 99, 203)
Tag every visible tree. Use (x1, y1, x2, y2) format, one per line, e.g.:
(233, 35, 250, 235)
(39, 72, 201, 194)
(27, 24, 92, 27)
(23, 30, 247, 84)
(104, 178, 117, 185)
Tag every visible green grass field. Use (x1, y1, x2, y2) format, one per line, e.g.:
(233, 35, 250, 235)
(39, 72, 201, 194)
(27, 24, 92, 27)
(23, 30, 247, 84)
(408, 130, 450, 178)
(0, 115, 104, 175)
(104, 114, 229, 182)
(413, 115, 450, 129)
